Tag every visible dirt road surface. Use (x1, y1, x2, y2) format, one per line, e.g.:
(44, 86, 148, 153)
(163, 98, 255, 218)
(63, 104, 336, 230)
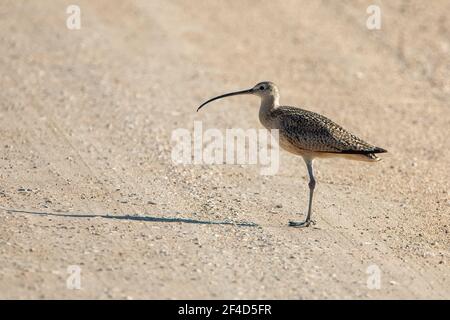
(0, 0, 449, 299)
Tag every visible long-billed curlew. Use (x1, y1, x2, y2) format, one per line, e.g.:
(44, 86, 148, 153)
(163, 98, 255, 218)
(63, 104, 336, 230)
(197, 81, 387, 227)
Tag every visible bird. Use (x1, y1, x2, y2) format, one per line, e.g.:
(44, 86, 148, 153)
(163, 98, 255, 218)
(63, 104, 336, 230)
(197, 81, 387, 227)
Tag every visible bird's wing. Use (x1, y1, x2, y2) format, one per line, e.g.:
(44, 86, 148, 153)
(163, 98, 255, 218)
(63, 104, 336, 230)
(275, 106, 384, 154)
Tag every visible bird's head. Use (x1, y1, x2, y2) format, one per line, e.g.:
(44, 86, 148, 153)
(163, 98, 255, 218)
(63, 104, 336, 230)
(250, 81, 279, 98)
(197, 81, 279, 112)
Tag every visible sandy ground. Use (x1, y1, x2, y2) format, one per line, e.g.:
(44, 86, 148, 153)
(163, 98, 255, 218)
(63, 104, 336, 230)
(0, 0, 449, 299)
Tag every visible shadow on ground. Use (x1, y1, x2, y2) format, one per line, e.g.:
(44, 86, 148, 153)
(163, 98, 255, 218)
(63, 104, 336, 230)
(1, 207, 258, 227)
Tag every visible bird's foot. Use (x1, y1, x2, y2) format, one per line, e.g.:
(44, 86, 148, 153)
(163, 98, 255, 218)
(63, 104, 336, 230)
(288, 219, 316, 228)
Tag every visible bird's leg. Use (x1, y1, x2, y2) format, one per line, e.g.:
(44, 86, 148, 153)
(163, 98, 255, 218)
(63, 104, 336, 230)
(305, 159, 316, 224)
(289, 158, 316, 228)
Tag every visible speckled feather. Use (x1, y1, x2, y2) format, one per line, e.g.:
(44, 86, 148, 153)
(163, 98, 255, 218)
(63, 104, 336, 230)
(271, 106, 386, 157)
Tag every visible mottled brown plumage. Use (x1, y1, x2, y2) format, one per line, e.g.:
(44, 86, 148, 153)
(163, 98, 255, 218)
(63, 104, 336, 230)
(270, 106, 386, 160)
(197, 81, 387, 227)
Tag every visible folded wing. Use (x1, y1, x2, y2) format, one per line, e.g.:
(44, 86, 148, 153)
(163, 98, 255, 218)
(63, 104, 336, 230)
(275, 106, 387, 154)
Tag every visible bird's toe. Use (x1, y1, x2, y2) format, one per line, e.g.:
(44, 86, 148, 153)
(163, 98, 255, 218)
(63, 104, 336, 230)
(289, 220, 311, 228)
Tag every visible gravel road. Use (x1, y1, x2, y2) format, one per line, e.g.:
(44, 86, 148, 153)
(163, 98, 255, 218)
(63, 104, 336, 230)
(0, 0, 449, 299)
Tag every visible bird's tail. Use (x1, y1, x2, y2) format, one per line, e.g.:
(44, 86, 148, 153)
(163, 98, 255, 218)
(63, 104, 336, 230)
(364, 153, 382, 162)
(342, 147, 387, 162)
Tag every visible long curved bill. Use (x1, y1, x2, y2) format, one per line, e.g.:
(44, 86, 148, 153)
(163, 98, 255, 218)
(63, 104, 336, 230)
(197, 88, 253, 112)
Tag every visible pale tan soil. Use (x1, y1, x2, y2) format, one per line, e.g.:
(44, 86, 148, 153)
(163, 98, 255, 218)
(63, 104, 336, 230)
(0, 0, 449, 299)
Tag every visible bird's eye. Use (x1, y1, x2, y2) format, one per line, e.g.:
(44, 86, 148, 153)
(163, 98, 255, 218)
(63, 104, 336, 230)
(259, 86, 265, 90)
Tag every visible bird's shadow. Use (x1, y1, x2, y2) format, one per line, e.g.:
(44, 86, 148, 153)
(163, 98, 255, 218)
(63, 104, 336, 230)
(2, 208, 258, 228)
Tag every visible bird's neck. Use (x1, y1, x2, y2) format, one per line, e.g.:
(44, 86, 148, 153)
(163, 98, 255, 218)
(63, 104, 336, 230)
(259, 95, 279, 128)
